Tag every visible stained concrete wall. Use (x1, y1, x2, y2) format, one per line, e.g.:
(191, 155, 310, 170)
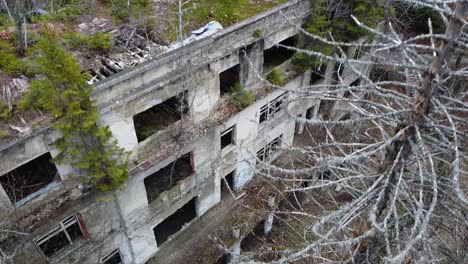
(0, 1, 329, 263)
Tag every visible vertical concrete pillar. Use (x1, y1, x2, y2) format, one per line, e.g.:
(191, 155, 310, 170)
(230, 240, 242, 262)
(0, 185, 14, 216)
(240, 40, 264, 89)
(263, 195, 275, 235)
(296, 113, 305, 135)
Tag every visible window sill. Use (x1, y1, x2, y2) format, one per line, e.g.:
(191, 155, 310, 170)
(221, 144, 236, 156)
(14, 181, 62, 208)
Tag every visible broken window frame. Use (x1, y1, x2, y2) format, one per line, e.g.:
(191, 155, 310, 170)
(33, 214, 86, 259)
(102, 248, 123, 264)
(259, 93, 286, 123)
(220, 126, 236, 150)
(257, 135, 283, 162)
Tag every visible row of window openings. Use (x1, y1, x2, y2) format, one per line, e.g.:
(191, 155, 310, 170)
(219, 36, 297, 97)
(16, 141, 276, 262)
(0, 123, 272, 208)
(143, 125, 235, 205)
(0, 37, 296, 204)
(130, 36, 298, 143)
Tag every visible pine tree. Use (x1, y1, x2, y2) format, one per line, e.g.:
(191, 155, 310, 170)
(22, 33, 129, 191)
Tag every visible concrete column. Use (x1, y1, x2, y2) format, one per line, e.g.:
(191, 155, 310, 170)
(0, 185, 14, 217)
(240, 40, 264, 89)
(296, 113, 305, 135)
(263, 195, 275, 235)
(230, 240, 241, 262)
(107, 117, 139, 155)
(264, 213, 274, 236)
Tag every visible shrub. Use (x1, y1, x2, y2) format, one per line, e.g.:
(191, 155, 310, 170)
(0, 42, 32, 77)
(22, 33, 129, 191)
(266, 70, 284, 86)
(87, 33, 113, 52)
(229, 82, 254, 110)
(63, 32, 88, 49)
(252, 29, 262, 38)
(0, 129, 8, 139)
(291, 43, 332, 72)
(110, 0, 153, 22)
(0, 101, 11, 119)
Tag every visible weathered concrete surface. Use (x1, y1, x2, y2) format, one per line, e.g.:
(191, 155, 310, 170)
(0, 1, 373, 263)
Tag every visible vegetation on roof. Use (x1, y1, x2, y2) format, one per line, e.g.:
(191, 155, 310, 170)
(21, 32, 129, 191)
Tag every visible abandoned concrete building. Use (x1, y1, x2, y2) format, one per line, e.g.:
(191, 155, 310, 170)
(0, 0, 370, 263)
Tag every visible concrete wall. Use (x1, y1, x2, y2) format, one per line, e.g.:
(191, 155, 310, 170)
(0, 1, 349, 263)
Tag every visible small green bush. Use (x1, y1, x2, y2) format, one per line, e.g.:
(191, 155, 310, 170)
(110, 0, 153, 22)
(252, 29, 262, 38)
(63, 32, 113, 52)
(266, 69, 284, 86)
(87, 33, 113, 52)
(0, 42, 33, 77)
(291, 43, 332, 72)
(0, 101, 11, 119)
(63, 32, 88, 49)
(0, 129, 8, 139)
(228, 82, 254, 110)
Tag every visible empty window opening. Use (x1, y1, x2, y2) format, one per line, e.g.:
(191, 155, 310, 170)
(257, 135, 282, 162)
(263, 36, 296, 73)
(153, 197, 197, 245)
(306, 106, 315, 119)
(102, 249, 123, 264)
(240, 220, 265, 252)
(0, 153, 59, 204)
(215, 253, 231, 264)
(259, 93, 286, 123)
(144, 153, 194, 203)
(310, 64, 327, 84)
(221, 170, 235, 195)
(221, 126, 235, 149)
(34, 215, 84, 259)
(133, 92, 188, 142)
(219, 64, 240, 95)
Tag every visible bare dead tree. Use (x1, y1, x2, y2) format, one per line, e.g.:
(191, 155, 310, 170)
(235, 1, 468, 263)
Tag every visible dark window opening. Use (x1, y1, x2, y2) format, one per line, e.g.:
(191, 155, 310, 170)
(346, 78, 360, 98)
(221, 126, 235, 149)
(133, 92, 188, 142)
(220, 64, 240, 95)
(310, 64, 327, 84)
(306, 106, 315, 119)
(215, 253, 231, 264)
(317, 100, 335, 120)
(102, 249, 123, 264)
(34, 215, 84, 258)
(221, 171, 235, 195)
(144, 153, 194, 203)
(240, 220, 265, 252)
(263, 36, 296, 73)
(153, 197, 197, 245)
(0, 153, 59, 204)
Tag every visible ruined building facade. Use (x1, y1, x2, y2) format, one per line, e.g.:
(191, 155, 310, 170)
(0, 1, 367, 263)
